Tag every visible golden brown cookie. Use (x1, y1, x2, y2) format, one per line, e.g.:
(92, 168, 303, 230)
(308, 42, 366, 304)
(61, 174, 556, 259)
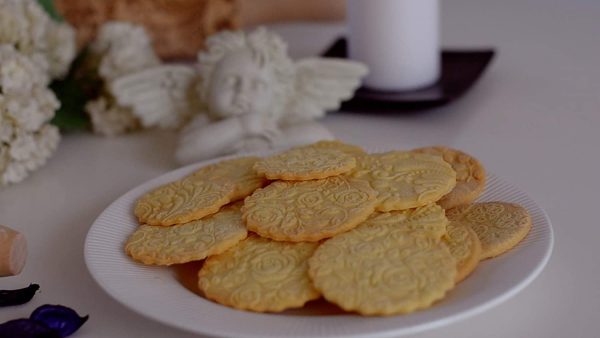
(253, 147, 356, 180)
(125, 203, 247, 265)
(199, 235, 320, 312)
(363, 203, 448, 239)
(309, 223, 456, 316)
(134, 175, 235, 226)
(242, 175, 377, 242)
(302, 140, 367, 157)
(443, 222, 482, 283)
(412, 146, 486, 209)
(446, 202, 531, 259)
(191, 156, 269, 201)
(350, 152, 457, 212)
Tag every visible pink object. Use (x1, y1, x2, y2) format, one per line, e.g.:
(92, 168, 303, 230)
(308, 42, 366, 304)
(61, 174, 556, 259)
(0, 224, 27, 276)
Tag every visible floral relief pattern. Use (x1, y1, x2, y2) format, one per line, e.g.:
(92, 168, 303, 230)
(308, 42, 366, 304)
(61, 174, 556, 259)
(134, 174, 235, 226)
(126, 203, 247, 265)
(253, 147, 357, 180)
(363, 203, 449, 239)
(350, 152, 457, 212)
(412, 146, 486, 209)
(446, 202, 531, 259)
(198, 235, 320, 312)
(191, 156, 269, 200)
(303, 140, 366, 157)
(242, 175, 377, 241)
(308, 222, 456, 315)
(443, 222, 482, 282)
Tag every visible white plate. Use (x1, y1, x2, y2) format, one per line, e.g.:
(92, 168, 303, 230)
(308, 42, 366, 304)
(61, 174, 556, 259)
(84, 154, 554, 338)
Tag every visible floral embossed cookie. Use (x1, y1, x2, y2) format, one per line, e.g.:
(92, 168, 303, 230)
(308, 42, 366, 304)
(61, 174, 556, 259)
(125, 203, 247, 265)
(124, 141, 535, 317)
(134, 175, 235, 226)
(253, 147, 357, 180)
(191, 156, 269, 201)
(242, 175, 377, 242)
(443, 222, 482, 282)
(446, 202, 531, 259)
(304, 140, 367, 157)
(350, 152, 457, 211)
(309, 223, 456, 315)
(363, 203, 449, 239)
(412, 146, 486, 209)
(199, 235, 320, 312)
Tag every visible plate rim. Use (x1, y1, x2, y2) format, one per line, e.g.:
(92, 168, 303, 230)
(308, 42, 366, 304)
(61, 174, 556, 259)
(84, 153, 554, 338)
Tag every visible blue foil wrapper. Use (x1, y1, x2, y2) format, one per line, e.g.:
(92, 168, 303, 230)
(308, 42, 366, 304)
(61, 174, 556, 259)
(30, 305, 88, 338)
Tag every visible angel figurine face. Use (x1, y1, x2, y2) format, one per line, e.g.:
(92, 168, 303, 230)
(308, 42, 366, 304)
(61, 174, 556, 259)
(207, 49, 274, 119)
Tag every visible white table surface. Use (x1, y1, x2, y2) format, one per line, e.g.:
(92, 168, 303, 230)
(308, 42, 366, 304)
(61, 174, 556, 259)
(2, 0, 600, 337)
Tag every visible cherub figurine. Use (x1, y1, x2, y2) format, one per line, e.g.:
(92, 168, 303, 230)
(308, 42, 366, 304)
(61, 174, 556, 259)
(109, 28, 368, 164)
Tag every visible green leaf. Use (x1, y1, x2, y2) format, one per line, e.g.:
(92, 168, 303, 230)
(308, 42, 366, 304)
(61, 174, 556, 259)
(49, 109, 89, 131)
(49, 80, 90, 132)
(49, 49, 102, 132)
(36, 0, 64, 22)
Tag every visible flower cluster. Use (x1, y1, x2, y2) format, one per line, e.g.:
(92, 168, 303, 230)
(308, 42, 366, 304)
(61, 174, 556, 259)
(0, 45, 60, 186)
(85, 22, 161, 136)
(0, 0, 76, 79)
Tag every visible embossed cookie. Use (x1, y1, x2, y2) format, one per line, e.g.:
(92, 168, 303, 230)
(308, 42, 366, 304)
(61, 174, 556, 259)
(242, 175, 377, 242)
(125, 203, 247, 265)
(443, 222, 482, 282)
(364, 203, 448, 239)
(199, 235, 320, 312)
(350, 152, 457, 211)
(253, 147, 356, 180)
(309, 224, 456, 315)
(446, 202, 531, 259)
(412, 146, 486, 209)
(191, 156, 269, 201)
(303, 140, 366, 157)
(134, 175, 235, 226)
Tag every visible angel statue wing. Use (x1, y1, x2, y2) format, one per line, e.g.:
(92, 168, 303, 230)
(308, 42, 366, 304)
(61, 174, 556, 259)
(109, 65, 199, 129)
(282, 58, 368, 125)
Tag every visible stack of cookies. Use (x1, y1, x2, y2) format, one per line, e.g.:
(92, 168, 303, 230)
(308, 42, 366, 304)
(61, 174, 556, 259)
(124, 141, 532, 315)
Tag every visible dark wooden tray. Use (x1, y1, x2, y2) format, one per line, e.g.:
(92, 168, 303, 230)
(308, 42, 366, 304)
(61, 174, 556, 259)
(323, 38, 495, 112)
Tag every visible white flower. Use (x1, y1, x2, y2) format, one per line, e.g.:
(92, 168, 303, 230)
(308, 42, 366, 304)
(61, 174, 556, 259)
(0, 45, 61, 187)
(25, 124, 59, 169)
(0, 125, 60, 185)
(45, 22, 76, 79)
(4, 87, 58, 131)
(0, 114, 15, 142)
(0, 144, 9, 174)
(0, 95, 16, 142)
(0, 0, 49, 55)
(91, 22, 160, 81)
(0, 0, 76, 79)
(0, 44, 49, 94)
(9, 130, 37, 161)
(85, 21, 161, 136)
(0, 45, 58, 132)
(2, 160, 28, 185)
(35, 124, 60, 159)
(0, 0, 28, 48)
(21, 0, 50, 54)
(86, 97, 138, 137)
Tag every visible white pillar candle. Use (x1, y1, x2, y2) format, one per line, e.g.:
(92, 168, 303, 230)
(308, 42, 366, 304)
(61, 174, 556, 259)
(347, 0, 440, 91)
